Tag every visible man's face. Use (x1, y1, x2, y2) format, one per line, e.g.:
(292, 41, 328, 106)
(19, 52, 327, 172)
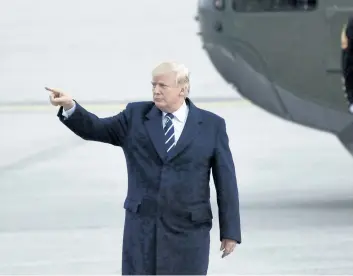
(152, 72, 182, 112)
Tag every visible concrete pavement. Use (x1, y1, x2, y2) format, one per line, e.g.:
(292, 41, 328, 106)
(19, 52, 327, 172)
(1, 101, 352, 274)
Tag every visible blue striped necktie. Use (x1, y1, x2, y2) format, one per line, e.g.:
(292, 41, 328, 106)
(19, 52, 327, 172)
(164, 113, 175, 154)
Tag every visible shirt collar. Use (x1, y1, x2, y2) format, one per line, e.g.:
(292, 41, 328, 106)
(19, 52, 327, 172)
(163, 100, 188, 123)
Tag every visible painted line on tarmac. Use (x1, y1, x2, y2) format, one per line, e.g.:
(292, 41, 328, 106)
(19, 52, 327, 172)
(0, 139, 86, 176)
(0, 98, 249, 112)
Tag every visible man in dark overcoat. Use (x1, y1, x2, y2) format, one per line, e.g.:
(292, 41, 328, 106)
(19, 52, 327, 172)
(46, 61, 241, 275)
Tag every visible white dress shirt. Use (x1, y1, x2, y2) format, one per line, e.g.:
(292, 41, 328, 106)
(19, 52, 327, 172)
(62, 101, 189, 145)
(61, 104, 76, 118)
(162, 101, 188, 145)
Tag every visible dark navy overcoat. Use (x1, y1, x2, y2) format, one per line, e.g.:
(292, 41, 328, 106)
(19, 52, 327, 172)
(57, 97, 241, 275)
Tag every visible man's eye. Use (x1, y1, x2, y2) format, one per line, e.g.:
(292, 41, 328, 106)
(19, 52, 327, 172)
(151, 83, 167, 88)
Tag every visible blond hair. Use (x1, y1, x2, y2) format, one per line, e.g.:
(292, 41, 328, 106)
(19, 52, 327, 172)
(152, 61, 190, 96)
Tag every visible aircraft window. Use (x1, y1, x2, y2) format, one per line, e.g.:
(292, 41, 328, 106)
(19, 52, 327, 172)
(232, 0, 317, 12)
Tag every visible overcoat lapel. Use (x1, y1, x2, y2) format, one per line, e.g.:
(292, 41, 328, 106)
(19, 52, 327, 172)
(144, 105, 166, 161)
(144, 98, 203, 162)
(167, 99, 203, 161)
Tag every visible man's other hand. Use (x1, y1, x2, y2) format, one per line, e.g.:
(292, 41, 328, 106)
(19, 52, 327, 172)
(342, 24, 348, 50)
(220, 239, 236, 258)
(45, 87, 74, 110)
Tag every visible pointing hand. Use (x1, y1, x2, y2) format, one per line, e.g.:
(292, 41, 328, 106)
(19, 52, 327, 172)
(45, 87, 74, 110)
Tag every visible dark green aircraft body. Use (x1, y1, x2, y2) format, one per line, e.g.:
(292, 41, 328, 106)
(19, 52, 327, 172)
(196, 0, 353, 156)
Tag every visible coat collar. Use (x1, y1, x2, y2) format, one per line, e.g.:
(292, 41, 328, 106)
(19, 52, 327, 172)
(162, 100, 188, 123)
(144, 98, 202, 161)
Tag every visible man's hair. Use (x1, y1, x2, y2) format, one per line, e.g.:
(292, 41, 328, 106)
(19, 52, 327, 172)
(152, 61, 190, 96)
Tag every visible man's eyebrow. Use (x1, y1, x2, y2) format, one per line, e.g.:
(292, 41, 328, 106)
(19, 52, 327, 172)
(151, 81, 168, 86)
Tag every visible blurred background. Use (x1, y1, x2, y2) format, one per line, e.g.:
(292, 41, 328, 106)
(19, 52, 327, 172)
(0, 0, 352, 274)
(0, 0, 237, 103)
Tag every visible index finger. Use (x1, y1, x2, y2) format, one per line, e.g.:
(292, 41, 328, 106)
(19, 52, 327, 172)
(45, 87, 57, 93)
(221, 251, 230, 258)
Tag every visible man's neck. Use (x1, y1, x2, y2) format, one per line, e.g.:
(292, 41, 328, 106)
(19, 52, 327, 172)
(164, 100, 185, 114)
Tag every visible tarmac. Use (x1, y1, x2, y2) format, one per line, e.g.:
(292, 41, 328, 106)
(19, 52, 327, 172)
(1, 101, 353, 274)
(1, 0, 353, 274)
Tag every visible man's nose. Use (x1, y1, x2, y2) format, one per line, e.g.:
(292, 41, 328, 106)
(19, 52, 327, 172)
(153, 87, 161, 94)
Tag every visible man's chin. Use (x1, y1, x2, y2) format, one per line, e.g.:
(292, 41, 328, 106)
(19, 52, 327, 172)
(154, 100, 164, 107)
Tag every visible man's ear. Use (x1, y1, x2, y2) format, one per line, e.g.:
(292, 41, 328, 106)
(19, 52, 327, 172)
(180, 88, 185, 96)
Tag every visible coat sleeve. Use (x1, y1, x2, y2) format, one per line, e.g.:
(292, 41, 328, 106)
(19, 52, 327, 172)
(57, 101, 131, 147)
(211, 118, 241, 244)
